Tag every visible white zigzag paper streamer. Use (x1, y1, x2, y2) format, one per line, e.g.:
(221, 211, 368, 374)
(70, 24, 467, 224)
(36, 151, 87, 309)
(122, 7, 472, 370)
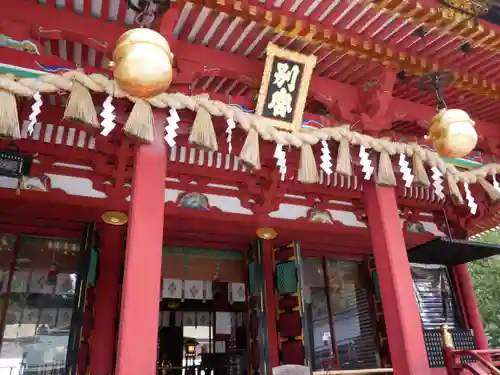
(320, 140, 332, 175)
(463, 183, 478, 215)
(399, 153, 414, 188)
(359, 146, 374, 180)
(431, 167, 445, 200)
(226, 117, 236, 153)
(28, 92, 42, 135)
(100, 96, 116, 136)
(274, 144, 287, 181)
(493, 174, 500, 193)
(164, 108, 180, 147)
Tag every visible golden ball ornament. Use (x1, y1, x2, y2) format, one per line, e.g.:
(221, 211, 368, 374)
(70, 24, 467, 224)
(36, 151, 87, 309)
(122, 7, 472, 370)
(427, 108, 478, 158)
(111, 28, 174, 99)
(256, 227, 278, 240)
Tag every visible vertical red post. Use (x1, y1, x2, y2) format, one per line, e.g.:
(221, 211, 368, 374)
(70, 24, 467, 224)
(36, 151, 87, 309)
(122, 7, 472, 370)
(363, 183, 431, 375)
(115, 122, 167, 375)
(262, 239, 279, 369)
(89, 225, 124, 375)
(454, 264, 489, 349)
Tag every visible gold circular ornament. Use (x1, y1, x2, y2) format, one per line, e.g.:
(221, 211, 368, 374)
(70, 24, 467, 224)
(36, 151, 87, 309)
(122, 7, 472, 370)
(167, 301, 180, 309)
(102, 211, 128, 226)
(111, 28, 174, 99)
(427, 108, 478, 158)
(256, 227, 278, 240)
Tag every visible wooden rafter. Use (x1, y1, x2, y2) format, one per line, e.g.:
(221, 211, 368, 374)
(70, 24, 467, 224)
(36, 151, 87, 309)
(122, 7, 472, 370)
(363, 0, 500, 56)
(178, 0, 500, 102)
(3, 0, 500, 151)
(5, 0, 500, 104)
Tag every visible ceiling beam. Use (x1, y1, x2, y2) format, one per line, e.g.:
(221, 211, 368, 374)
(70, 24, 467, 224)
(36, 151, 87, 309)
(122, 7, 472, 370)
(364, 0, 500, 56)
(179, 42, 500, 142)
(180, 0, 500, 102)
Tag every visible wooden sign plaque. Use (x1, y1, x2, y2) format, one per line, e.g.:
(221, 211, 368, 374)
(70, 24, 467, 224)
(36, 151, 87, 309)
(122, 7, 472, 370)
(256, 43, 317, 132)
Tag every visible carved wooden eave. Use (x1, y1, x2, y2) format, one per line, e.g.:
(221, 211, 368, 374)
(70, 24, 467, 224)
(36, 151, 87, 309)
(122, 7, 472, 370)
(2, 0, 500, 139)
(1, 0, 499, 242)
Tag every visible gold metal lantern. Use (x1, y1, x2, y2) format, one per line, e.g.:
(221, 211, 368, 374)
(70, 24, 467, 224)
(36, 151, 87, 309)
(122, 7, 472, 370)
(427, 108, 478, 158)
(110, 28, 174, 99)
(256, 227, 278, 240)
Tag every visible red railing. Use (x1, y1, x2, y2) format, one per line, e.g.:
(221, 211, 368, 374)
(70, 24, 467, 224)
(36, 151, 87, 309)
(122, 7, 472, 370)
(441, 325, 500, 375)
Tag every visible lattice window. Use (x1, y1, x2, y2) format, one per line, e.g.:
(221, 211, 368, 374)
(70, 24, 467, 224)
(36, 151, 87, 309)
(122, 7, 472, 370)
(411, 264, 462, 330)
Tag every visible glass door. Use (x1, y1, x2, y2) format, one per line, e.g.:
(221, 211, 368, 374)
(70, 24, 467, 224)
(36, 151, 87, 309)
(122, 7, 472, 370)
(303, 258, 380, 371)
(0, 235, 80, 375)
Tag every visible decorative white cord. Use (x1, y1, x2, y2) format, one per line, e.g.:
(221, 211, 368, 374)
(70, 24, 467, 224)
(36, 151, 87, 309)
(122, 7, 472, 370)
(28, 92, 42, 135)
(100, 96, 116, 136)
(226, 117, 236, 153)
(463, 183, 478, 215)
(399, 153, 414, 188)
(164, 108, 180, 147)
(431, 167, 445, 200)
(320, 140, 332, 175)
(359, 146, 374, 180)
(274, 144, 287, 181)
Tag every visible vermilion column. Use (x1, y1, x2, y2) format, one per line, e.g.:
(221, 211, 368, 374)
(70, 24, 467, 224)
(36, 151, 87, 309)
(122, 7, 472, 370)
(89, 225, 124, 374)
(363, 183, 431, 375)
(115, 123, 166, 375)
(262, 239, 279, 369)
(454, 264, 489, 350)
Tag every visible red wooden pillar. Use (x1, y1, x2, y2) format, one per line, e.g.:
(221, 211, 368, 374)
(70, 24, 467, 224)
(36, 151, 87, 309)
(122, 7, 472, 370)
(89, 225, 124, 375)
(363, 183, 431, 375)
(262, 239, 279, 369)
(115, 123, 167, 375)
(454, 264, 489, 349)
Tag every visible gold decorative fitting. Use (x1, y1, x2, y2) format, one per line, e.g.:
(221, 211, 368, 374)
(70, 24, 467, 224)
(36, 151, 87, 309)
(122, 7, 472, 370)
(440, 324, 455, 348)
(256, 227, 278, 240)
(167, 301, 180, 309)
(101, 211, 128, 226)
(439, 0, 491, 23)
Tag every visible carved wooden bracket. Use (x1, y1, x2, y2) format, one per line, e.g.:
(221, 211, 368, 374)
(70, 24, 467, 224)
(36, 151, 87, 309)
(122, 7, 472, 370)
(356, 71, 397, 135)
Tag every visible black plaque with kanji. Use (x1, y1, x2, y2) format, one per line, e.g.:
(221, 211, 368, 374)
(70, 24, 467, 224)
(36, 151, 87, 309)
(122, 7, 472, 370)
(261, 57, 305, 124)
(256, 43, 317, 132)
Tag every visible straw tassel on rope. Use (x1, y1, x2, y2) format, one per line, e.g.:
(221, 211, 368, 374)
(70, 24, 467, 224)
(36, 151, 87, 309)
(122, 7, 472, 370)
(63, 80, 99, 127)
(478, 177, 500, 204)
(411, 151, 430, 187)
(0, 87, 20, 139)
(189, 104, 218, 151)
(446, 172, 463, 205)
(4, 69, 500, 196)
(298, 143, 319, 184)
(376, 150, 397, 187)
(336, 138, 352, 177)
(124, 100, 155, 142)
(239, 128, 260, 169)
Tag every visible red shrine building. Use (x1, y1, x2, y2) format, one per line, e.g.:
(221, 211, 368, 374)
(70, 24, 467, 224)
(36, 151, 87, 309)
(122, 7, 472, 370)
(2, 0, 500, 375)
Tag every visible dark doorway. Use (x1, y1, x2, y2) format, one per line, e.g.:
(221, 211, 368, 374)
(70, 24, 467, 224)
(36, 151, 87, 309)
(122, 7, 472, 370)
(157, 294, 247, 375)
